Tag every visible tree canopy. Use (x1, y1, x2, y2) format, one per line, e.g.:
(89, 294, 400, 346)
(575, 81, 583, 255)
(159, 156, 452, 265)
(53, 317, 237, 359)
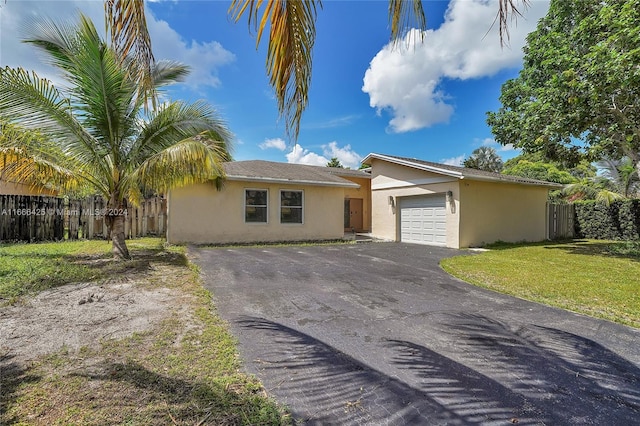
(463, 146, 503, 173)
(502, 160, 575, 184)
(326, 157, 343, 168)
(487, 0, 640, 177)
(502, 151, 595, 183)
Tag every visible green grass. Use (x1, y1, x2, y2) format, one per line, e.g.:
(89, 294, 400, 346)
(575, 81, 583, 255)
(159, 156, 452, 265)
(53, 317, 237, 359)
(0, 239, 114, 302)
(441, 240, 640, 328)
(1, 238, 290, 425)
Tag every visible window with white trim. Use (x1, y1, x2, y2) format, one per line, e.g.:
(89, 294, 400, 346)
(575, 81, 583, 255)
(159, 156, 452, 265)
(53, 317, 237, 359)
(280, 190, 303, 224)
(245, 189, 268, 223)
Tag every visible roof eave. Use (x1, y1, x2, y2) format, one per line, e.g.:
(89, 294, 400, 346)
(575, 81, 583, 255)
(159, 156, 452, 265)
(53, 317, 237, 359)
(225, 175, 360, 188)
(329, 171, 373, 180)
(463, 174, 564, 188)
(363, 153, 463, 178)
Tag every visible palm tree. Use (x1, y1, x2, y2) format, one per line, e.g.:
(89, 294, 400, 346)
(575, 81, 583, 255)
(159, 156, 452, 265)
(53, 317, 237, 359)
(561, 179, 626, 206)
(596, 157, 639, 198)
(463, 146, 504, 172)
(0, 14, 232, 259)
(105, 0, 529, 142)
(562, 157, 640, 205)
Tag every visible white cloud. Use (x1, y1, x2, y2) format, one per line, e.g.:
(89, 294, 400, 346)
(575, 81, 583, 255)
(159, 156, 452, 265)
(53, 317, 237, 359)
(480, 137, 497, 147)
(286, 144, 328, 167)
(441, 155, 465, 167)
(285, 141, 363, 169)
(322, 141, 362, 169)
(362, 0, 550, 133)
(147, 16, 235, 89)
(0, 1, 106, 84)
(0, 1, 234, 89)
(259, 137, 287, 151)
(478, 137, 518, 152)
(304, 114, 360, 129)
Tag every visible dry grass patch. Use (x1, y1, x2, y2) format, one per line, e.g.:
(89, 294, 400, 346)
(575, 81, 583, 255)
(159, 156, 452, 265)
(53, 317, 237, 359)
(0, 238, 290, 425)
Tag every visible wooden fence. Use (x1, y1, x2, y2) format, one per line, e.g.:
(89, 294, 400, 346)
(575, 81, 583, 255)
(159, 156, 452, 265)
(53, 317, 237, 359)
(0, 195, 166, 242)
(547, 203, 575, 240)
(0, 195, 65, 241)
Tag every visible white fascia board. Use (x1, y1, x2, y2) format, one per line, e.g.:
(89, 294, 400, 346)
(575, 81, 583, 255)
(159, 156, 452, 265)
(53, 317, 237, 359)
(464, 175, 564, 188)
(225, 175, 360, 188)
(364, 153, 463, 178)
(372, 177, 458, 190)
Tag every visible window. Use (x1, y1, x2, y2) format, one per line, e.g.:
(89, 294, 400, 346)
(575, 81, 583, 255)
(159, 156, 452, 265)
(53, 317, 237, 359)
(245, 189, 268, 223)
(280, 190, 303, 223)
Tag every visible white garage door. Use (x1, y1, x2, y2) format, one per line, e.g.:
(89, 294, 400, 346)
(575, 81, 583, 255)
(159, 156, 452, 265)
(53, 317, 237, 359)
(399, 194, 447, 246)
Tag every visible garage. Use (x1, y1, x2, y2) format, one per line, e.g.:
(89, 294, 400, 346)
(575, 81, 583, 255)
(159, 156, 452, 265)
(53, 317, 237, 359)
(399, 194, 446, 246)
(366, 153, 561, 248)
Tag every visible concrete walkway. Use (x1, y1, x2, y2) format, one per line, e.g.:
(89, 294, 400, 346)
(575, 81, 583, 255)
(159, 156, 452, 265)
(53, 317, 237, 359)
(191, 242, 640, 425)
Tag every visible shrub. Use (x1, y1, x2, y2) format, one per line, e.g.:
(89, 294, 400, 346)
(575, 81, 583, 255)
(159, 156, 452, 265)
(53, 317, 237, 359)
(574, 200, 640, 240)
(617, 200, 640, 240)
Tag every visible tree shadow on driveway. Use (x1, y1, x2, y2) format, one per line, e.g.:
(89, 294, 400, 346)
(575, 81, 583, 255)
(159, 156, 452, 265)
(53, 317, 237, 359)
(414, 312, 640, 424)
(237, 315, 639, 425)
(238, 317, 548, 425)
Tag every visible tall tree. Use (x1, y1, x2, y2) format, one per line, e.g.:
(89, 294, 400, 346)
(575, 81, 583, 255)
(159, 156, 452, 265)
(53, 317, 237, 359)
(502, 160, 575, 184)
(106, 0, 529, 142)
(463, 146, 504, 172)
(326, 157, 343, 168)
(502, 151, 596, 180)
(487, 0, 640, 178)
(0, 15, 232, 259)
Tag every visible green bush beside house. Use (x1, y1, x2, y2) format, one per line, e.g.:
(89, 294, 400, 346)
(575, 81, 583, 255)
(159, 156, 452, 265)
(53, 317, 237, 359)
(574, 200, 640, 240)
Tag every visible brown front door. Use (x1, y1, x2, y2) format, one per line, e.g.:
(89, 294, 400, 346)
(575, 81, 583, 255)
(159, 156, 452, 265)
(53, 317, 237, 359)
(345, 198, 363, 232)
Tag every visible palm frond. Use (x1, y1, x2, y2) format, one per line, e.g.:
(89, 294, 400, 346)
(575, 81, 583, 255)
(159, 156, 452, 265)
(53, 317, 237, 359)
(229, 0, 319, 142)
(494, 0, 530, 46)
(598, 157, 640, 198)
(388, 0, 426, 44)
(68, 16, 139, 163)
(125, 136, 228, 205)
(0, 66, 108, 168)
(131, 100, 232, 163)
(0, 124, 109, 196)
(0, 147, 81, 194)
(105, 0, 156, 108)
(23, 16, 81, 74)
(150, 60, 190, 88)
(563, 179, 628, 206)
(595, 189, 625, 206)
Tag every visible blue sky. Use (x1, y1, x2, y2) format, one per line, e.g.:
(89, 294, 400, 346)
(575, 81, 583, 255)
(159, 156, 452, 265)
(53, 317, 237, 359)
(0, 0, 550, 169)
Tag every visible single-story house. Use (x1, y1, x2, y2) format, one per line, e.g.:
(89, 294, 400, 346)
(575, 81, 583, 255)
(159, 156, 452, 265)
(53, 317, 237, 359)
(364, 153, 563, 248)
(167, 160, 371, 245)
(167, 154, 561, 248)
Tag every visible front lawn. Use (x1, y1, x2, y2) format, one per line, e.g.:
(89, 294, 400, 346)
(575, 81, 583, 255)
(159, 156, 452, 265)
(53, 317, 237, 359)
(441, 240, 640, 328)
(0, 238, 290, 425)
(0, 239, 112, 303)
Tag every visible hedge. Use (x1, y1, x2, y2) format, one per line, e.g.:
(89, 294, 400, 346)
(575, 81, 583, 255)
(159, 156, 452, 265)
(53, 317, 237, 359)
(574, 200, 640, 240)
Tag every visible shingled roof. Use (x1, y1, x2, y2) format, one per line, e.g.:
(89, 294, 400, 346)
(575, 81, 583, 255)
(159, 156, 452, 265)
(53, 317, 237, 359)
(363, 153, 564, 188)
(223, 160, 365, 188)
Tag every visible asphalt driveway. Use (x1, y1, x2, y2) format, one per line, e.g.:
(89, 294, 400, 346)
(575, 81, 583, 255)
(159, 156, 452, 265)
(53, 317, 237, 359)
(191, 242, 640, 425)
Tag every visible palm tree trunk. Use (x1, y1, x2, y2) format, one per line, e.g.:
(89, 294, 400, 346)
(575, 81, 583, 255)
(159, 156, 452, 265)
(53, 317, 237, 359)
(110, 212, 130, 260)
(106, 195, 130, 260)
